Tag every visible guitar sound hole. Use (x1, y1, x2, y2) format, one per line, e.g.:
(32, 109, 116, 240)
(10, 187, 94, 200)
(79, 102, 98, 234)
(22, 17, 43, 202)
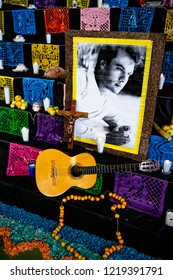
(70, 164, 82, 178)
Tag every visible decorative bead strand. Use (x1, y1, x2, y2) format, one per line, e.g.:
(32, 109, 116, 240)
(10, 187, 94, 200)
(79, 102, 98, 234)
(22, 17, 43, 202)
(52, 191, 127, 260)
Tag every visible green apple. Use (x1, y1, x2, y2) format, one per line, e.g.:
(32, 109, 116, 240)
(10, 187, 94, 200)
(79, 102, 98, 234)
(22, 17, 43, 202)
(166, 129, 173, 136)
(54, 106, 59, 110)
(23, 101, 28, 108)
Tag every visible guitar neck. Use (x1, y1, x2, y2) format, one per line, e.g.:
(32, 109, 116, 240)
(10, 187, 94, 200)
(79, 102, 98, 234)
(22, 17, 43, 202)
(82, 163, 140, 175)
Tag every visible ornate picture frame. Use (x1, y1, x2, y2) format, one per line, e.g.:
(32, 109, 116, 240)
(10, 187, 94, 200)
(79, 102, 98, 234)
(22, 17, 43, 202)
(65, 30, 166, 161)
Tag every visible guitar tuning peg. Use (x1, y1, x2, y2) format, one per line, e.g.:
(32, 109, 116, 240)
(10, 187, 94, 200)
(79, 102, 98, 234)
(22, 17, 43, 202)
(96, 135, 106, 153)
(162, 160, 172, 175)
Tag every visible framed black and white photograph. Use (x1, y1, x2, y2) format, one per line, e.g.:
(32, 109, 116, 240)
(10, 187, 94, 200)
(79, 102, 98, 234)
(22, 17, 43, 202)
(65, 31, 166, 161)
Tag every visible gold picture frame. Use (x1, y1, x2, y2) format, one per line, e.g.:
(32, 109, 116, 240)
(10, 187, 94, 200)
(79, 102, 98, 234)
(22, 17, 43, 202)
(65, 30, 166, 161)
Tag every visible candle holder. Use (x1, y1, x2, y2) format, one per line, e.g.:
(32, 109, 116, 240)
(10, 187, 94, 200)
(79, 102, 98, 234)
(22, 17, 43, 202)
(162, 160, 172, 175)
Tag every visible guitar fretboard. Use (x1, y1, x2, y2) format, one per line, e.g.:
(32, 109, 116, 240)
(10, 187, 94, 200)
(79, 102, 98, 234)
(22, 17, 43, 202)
(81, 163, 140, 175)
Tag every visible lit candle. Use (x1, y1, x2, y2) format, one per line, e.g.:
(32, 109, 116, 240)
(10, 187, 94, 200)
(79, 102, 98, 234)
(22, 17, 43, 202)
(162, 160, 172, 175)
(4, 86, 10, 104)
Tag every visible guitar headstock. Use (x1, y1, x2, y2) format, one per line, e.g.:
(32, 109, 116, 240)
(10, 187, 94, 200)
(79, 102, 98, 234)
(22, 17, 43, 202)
(139, 160, 160, 172)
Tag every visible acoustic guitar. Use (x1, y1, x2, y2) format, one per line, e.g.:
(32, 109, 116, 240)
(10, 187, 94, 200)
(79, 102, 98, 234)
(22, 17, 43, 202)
(35, 149, 160, 197)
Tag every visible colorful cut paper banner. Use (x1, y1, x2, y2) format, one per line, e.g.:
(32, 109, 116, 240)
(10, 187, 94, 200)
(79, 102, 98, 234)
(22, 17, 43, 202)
(44, 8, 69, 34)
(3, 0, 28, 6)
(0, 42, 24, 67)
(23, 77, 54, 106)
(148, 135, 173, 169)
(164, 9, 173, 42)
(0, 76, 14, 102)
(80, 8, 110, 31)
(34, 0, 55, 8)
(34, 113, 64, 145)
(12, 10, 36, 35)
(31, 44, 60, 71)
(0, 106, 29, 136)
(104, 0, 129, 7)
(162, 51, 173, 83)
(0, 11, 4, 35)
(113, 171, 168, 217)
(67, 0, 90, 8)
(6, 142, 42, 176)
(118, 7, 155, 32)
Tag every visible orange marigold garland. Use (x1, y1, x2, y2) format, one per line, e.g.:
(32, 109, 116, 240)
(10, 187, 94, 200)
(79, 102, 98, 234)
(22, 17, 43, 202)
(0, 227, 52, 260)
(52, 191, 127, 260)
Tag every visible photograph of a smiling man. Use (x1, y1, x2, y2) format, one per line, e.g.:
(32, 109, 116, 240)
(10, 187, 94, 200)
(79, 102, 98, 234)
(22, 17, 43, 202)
(73, 39, 149, 153)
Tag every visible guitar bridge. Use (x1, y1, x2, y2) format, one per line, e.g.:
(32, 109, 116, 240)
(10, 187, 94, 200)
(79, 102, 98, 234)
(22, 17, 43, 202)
(51, 160, 57, 186)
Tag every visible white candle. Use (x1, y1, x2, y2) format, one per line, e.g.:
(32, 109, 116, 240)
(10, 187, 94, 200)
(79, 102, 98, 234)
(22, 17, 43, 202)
(4, 86, 10, 104)
(0, 30, 3, 41)
(96, 136, 105, 153)
(43, 97, 50, 111)
(162, 160, 172, 175)
(21, 127, 29, 142)
(46, 33, 51, 44)
(159, 73, 165, 90)
(0, 59, 3, 69)
(97, 0, 103, 7)
(72, 0, 78, 7)
(33, 62, 39, 74)
(165, 209, 173, 227)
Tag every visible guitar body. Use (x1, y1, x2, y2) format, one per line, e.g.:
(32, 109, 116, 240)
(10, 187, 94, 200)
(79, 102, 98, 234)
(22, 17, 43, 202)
(36, 149, 97, 197)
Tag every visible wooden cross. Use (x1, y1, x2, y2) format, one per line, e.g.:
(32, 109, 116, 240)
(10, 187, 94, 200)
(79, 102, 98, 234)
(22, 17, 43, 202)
(57, 100, 88, 149)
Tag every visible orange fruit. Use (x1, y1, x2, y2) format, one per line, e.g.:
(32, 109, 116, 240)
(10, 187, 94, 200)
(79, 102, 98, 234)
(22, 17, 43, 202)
(15, 95, 22, 102)
(162, 125, 170, 131)
(15, 101, 22, 108)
